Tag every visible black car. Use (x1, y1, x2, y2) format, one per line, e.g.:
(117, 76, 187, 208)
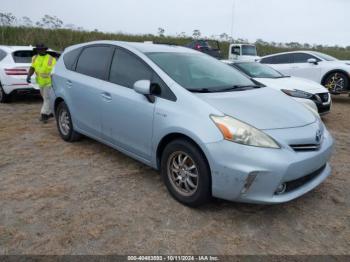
(185, 40, 222, 59)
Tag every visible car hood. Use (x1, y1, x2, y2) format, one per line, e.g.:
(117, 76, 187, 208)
(322, 60, 350, 68)
(255, 76, 328, 93)
(194, 88, 316, 130)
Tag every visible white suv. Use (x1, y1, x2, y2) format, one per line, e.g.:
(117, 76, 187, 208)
(0, 45, 59, 103)
(259, 51, 350, 94)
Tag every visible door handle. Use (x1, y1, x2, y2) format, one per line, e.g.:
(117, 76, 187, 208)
(101, 92, 112, 102)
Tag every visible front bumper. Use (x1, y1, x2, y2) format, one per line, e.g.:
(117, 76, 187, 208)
(204, 124, 334, 204)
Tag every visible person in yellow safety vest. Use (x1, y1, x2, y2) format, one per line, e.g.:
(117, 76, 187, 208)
(26, 43, 56, 123)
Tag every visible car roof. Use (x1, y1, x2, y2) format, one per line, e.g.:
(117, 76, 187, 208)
(221, 60, 256, 65)
(0, 45, 59, 53)
(65, 40, 197, 54)
(260, 50, 315, 59)
(0, 45, 35, 52)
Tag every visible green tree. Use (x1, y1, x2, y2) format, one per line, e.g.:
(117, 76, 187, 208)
(0, 12, 16, 26)
(36, 15, 63, 29)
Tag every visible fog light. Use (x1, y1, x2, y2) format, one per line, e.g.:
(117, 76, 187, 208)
(275, 183, 287, 195)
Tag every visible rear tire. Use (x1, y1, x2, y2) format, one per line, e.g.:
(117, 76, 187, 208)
(160, 139, 211, 207)
(56, 101, 81, 142)
(0, 84, 10, 103)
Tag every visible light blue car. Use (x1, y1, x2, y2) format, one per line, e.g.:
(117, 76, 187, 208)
(50, 41, 334, 207)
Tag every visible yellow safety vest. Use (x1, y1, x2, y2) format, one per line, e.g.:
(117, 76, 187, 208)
(31, 54, 56, 88)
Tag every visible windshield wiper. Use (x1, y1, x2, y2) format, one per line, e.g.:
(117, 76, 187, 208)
(187, 88, 212, 93)
(218, 85, 262, 92)
(274, 75, 290, 78)
(188, 85, 261, 93)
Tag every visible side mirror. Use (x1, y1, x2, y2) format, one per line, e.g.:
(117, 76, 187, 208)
(134, 80, 151, 95)
(307, 58, 318, 65)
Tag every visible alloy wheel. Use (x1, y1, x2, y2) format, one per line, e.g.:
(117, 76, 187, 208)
(58, 109, 71, 136)
(167, 151, 199, 197)
(325, 73, 346, 92)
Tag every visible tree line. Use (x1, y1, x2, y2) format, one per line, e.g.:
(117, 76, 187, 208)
(1, 12, 350, 59)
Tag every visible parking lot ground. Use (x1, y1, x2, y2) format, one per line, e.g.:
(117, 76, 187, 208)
(0, 95, 349, 255)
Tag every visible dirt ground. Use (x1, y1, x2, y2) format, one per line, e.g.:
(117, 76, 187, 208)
(0, 94, 349, 255)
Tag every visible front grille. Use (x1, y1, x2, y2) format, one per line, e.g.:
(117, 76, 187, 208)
(290, 144, 321, 152)
(284, 164, 327, 193)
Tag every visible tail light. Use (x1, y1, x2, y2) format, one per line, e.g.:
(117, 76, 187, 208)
(4, 68, 28, 76)
(195, 44, 202, 50)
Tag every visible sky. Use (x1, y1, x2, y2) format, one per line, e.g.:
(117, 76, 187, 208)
(2, 0, 349, 46)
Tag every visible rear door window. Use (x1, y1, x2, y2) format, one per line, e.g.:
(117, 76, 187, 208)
(76, 46, 114, 80)
(261, 54, 292, 64)
(260, 56, 275, 64)
(109, 48, 152, 88)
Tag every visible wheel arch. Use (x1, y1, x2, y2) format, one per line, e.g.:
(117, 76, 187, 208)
(156, 133, 211, 173)
(54, 97, 65, 114)
(321, 69, 350, 86)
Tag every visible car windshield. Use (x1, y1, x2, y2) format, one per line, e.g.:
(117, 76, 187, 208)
(311, 51, 338, 61)
(146, 52, 255, 92)
(241, 45, 257, 56)
(234, 62, 284, 78)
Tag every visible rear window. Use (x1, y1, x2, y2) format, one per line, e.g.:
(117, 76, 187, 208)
(12, 50, 33, 63)
(12, 50, 60, 64)
(0, 49, 7, 61)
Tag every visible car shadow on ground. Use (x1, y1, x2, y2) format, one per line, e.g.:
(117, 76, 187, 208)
(75, 133, 287, 215)
(7, 94, 42, 104)
(331, 94, 350, 104)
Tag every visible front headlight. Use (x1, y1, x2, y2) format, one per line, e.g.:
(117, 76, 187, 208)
(210, 115, 280, 148)
(281, 89, 313, 99)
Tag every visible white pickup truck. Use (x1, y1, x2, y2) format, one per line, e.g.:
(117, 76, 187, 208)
(228, 43, 260, 62)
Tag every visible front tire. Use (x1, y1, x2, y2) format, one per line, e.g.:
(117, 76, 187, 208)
(324, 72, 349, 93)
(160, 139, 211, 207)
(56, 101, 81, 142)
(0, 84, 10, 103)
